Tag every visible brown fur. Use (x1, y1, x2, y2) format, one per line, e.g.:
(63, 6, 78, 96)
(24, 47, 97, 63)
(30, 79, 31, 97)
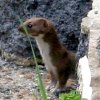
(18, 17, 76, 93)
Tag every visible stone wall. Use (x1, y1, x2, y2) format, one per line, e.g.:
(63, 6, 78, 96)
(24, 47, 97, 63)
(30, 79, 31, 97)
(0, 0, 92, 65)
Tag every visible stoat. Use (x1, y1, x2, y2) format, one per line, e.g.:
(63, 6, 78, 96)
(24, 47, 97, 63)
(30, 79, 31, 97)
(18, 17, 77, 95)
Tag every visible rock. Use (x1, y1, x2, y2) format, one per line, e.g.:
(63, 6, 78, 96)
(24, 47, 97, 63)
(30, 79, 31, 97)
(0, 57, 7, 66)
(79, 0, 100, 99)
(1, 51, 42, 66)
(0, 0, 92, 65)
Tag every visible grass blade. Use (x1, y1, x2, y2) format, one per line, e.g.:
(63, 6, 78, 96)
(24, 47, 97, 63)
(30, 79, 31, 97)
(18, 16, 47, 100)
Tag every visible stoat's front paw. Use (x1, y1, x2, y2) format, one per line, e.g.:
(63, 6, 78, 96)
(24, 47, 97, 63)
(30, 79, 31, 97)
(53, 88, 69, 97)
(46, 81, 56, 91)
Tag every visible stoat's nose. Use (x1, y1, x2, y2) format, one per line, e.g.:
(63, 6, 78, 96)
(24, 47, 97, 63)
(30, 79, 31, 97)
(18, 25, 22, 32)
(18, 25, 26, 33)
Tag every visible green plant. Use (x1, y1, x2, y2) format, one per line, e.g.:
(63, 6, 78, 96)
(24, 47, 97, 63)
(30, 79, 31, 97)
(18, 17, 47, 100)
(59, 91, 81, 100)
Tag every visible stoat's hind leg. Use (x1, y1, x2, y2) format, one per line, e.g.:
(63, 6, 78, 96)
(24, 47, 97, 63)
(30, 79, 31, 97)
(52, 73, 70, 96)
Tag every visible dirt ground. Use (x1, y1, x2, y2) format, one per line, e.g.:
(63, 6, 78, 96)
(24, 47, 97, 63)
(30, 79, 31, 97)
(0, 57, 77, 100)
(0, 57, 56, 100)
(1, 54, 100, 100)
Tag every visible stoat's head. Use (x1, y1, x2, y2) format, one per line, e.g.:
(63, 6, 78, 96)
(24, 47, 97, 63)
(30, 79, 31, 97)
(18, 17, 54, 37)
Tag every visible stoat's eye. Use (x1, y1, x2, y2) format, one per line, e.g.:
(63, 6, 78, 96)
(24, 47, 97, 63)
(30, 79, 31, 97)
(27, 24, 33, 28)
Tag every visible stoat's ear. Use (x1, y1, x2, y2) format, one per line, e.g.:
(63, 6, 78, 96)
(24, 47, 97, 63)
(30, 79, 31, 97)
(39, 19, 48, 28)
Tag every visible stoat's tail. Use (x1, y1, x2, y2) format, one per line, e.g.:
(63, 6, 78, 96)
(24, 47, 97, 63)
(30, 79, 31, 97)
(77, 56, 92, 100)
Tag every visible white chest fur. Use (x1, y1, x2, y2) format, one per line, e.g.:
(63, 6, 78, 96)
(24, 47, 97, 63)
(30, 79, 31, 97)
(35, 35, 57, 76)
